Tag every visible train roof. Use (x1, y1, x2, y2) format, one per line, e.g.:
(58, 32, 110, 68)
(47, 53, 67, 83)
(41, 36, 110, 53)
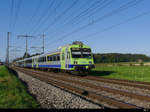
(15, 42, 91, 62)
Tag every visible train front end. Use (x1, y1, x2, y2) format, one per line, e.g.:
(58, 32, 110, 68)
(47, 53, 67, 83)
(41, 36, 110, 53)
(69, 42, 95, 73)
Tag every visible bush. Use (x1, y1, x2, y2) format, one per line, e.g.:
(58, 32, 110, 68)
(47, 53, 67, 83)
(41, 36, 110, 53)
(140, 62, 144, 66)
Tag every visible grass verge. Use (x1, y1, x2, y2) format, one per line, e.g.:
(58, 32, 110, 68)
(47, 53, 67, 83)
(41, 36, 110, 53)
(91, 64, 150, 82)
(0, 66, 40, 108)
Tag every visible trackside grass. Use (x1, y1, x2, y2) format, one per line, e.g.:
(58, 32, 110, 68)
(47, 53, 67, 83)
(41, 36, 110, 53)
(0, 66, 39, 108)
(92, 64, 150, 83)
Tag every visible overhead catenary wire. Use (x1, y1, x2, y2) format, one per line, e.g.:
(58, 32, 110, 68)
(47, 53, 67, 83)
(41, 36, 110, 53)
(46, 11, 150, 52)
(45, 0, 107, 35)
(9, 0, 14, 31)
(78, 10, 150, 42)
(23, 0, 44, 34)
(45, 0, 113, 38)
(39, 0, 93, 37)
(28, 0, 64, 47)
(30, 0, 65, 35)
(28, 0, 55, 35)
(44, 0, 99, 34)
(35, 0, 79, 35)
(74, 0, 114, 25)
(45, 0, 144, 48)
(11, 0, 22, 31)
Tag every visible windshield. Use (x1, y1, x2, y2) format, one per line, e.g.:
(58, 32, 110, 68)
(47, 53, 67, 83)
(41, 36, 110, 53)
(71, 48, 92, 58)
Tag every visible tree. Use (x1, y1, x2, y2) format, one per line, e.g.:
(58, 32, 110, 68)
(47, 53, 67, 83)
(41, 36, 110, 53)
(93, 53, 150, 63)
(23, 52, 30, 58)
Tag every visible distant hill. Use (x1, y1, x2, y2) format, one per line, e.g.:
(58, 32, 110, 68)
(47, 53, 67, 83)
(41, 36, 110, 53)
(93, 53, 150, 63)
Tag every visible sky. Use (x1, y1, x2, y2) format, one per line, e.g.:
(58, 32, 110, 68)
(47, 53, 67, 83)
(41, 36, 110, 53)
(0, 0, 150, 61)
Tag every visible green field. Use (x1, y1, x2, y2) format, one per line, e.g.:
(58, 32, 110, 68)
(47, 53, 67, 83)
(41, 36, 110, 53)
(0, 66, 39, 108)
(91, 64, 150, 82)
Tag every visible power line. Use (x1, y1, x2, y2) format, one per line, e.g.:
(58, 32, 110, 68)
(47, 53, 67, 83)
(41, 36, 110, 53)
(46, 0, 113, 38)
(37, 0, 79, 35)
(23, 0, 44, 34)
(81, 10, 150, 41)
(30, 0, 63, 35)
(45, 0, 104, 35)
(12, 0, 22, 31)
(46, 10, 150, 52)
(45, 0, 144, 48)
(74, 0, 113, 25)
(9, 0, 14, 30)
(54, 0, 64, 12)
(29, 0, 55, 35)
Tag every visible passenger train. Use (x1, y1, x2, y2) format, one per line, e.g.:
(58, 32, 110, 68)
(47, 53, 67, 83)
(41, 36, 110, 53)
(16, 41, 95, 74)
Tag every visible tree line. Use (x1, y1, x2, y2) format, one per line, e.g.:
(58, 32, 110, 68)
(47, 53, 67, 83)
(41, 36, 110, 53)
(13, 52, 150, 64)
(93, 53, 150, 63)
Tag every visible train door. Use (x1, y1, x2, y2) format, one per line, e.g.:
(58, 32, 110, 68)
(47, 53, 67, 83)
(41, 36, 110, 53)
(32, 57, 36, 68)
(65, 48, 70, 69)
(61, 48, 66, 69)
(36, 56, 39, 68)
(32, 57, 34, 68)
(24, 60, 26, 67)
(65, 48, 68, 69)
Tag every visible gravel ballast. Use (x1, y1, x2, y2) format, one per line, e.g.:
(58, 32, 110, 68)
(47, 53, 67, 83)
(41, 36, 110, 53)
(16, 71, 102, 109)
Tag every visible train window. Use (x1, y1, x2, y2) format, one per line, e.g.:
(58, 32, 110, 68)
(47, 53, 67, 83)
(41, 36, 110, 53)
(57, 55, 60, 61)
(55, 55, 59, 61)
(39, 57, 46, 62)
(47, 56, 49, 61)
(27, 59, 32, 63)
(47, 56, 52, 61)
(43, 57, 46, 62)
(39, 57, 41, 62)
(50, 57, 52, 61)
(39, 57, 45, 62)
(53, 56, 56, 61)
(48, 55, 60, 61)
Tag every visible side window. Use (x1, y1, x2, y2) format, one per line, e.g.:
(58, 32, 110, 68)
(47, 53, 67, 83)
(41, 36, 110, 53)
(53, 56, 56, 61)
(38, 57, 41, 62)
(50, 57, 52, 61)
(48, 55, 60, 61)
(52, 56, 54, 61)
(57, 55, 60, 61)
(47, 56, 52, 61)
(47, 56, 50, 61)
(44, 57, 46, 62)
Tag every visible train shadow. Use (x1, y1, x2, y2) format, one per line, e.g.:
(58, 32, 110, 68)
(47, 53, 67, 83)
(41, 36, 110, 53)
(87, 70, 116, 76)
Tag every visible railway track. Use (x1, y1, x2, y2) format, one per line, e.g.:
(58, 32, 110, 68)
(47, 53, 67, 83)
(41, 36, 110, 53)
(16, 68, 150, 102)
(13, 67, 150, 109)
(85, 76, 150, 90)
(17, 67, 150, 91)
